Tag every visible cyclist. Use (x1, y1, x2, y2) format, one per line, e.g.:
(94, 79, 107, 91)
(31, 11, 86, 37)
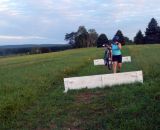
(112, 36, 122, 73)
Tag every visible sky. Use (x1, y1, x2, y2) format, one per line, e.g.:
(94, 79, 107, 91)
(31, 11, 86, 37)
(0, 0, 160, 45)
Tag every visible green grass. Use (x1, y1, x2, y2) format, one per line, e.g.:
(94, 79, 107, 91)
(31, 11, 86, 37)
(0, 45, 160, 130)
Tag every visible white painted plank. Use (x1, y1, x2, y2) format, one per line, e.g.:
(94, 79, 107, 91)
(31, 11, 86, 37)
(94, 59, 104, 65)
(122, 56, 131, 63)
(94, 56, 131, 65)
(64, 75, 102, 93)
(101, 71, 143, 87)
(64, 70, 143, 92)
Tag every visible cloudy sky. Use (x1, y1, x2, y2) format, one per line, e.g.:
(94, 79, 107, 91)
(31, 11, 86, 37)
(0, 0, 160, 45)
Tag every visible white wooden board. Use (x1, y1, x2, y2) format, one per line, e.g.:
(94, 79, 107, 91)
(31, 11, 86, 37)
(64, 70, 143, 92)
(94, 56, 131, 65)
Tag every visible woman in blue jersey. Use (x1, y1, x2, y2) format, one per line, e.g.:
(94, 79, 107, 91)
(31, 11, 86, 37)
(112, 36, 122, 73)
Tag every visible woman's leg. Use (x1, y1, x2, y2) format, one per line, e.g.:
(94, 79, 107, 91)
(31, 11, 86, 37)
(117, 55, 122, 72)
(117, 63, 122, 72)
(113, 62, 117, 73)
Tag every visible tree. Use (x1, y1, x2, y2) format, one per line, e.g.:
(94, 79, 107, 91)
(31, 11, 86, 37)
(75, 26, 89, 48)
(97, 33, 109, 47)
(41, 47, 50, 53)
(114, 30, 125, 45)
(31, 47, 41, 54)
(65, 32, 77, 47)
(145, 18, 160, 43)
(88, 29, 98, 47)
(157, 26, 160, 43)
(65, 26, 99, 48)
(134, 30, 145, 44)
(124, 36, 133, 44)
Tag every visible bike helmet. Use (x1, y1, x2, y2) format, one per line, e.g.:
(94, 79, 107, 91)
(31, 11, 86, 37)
(113, 36, 119, 42)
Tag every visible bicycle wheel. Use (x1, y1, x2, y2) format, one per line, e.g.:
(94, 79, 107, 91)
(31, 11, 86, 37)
(104, 49, 112, 70)
(107, 51, 112, 70)
(104, 50, 108, 66)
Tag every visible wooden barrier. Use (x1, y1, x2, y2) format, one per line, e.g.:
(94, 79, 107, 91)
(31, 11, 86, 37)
(64, 70, 143, 92)
(94, 56, 131, 65)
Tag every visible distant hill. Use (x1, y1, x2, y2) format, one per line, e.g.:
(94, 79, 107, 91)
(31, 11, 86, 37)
(0, 44, 70, 49)
(0, 44, 72, 56)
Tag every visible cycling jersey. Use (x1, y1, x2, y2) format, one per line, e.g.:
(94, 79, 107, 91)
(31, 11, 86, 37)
(112, 43, 121, 55)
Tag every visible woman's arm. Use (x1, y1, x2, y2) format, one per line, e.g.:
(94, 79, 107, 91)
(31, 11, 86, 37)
(118, 43, 122, 49)
(115, 42, 122, 49)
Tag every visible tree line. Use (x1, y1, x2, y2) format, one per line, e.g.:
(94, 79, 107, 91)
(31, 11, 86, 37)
(134, 18, 160, 44)
(65, 26, 132, 48)
(65, 18, 160, 47)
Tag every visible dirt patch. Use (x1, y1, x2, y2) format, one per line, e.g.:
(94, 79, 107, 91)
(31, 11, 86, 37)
(76, 92, 104, 104)
(36, 121, 56, 130)
(67, 127, 83, 130)
(62, 119, 84, 130)
(62, 126, 83, 130)
(36, 121, 84, 130)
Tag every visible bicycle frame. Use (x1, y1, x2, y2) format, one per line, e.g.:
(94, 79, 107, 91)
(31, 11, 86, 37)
(104, 45, 112, 70)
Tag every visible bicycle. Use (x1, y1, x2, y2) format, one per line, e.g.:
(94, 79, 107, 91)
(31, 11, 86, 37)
(103, 44, 112, 70)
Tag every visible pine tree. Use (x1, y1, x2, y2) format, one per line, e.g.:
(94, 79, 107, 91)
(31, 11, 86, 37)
(134, 30, 145, 44)
(97, 34, 109, 47)
(124, 36, 133, 44)
(114, 30, 125, 45)
(145, 18, 160, 43)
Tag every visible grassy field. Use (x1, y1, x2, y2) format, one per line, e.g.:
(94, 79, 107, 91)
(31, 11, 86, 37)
(0, 45, 160, 130)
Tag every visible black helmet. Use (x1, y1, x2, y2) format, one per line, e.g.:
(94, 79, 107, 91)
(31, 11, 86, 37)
(113, 36, 119, 42)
